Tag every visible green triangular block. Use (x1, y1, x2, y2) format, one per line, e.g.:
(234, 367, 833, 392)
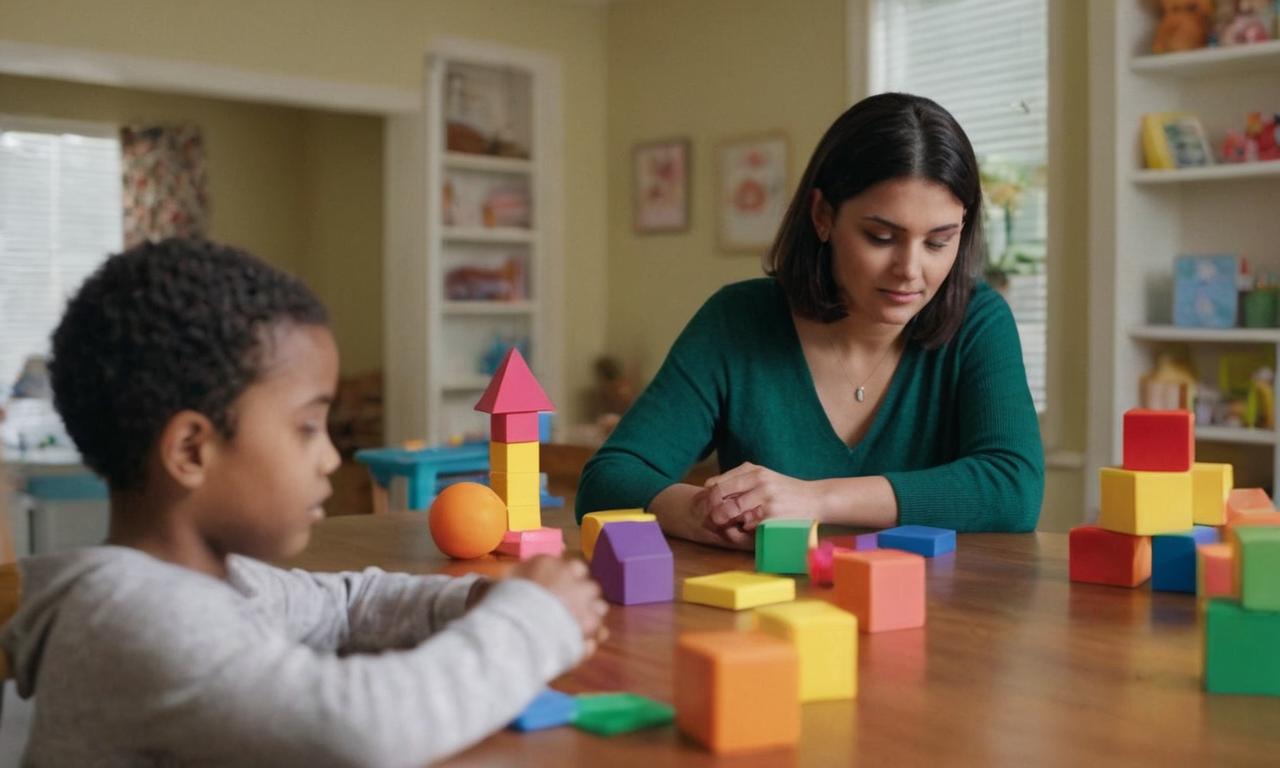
(572, 692, 674, 736)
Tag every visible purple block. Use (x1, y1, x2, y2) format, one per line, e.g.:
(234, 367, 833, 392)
(588, 521, 674, 605)
(854, 533, 880, 551)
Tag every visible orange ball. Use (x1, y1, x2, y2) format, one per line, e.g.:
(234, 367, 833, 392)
(428, 482, 507, 559)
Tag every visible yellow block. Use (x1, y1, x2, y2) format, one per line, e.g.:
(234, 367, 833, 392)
(581, 509, 654, 561)
(754, 600, 857, 702)
(490, 471, 540, 507)
(490, 441, 539, 475)
(1098, 466, 1193, 535)
(507, 504, 541, 532)
(1191, 462, 1233, 526)
(682, 570, 795, 610)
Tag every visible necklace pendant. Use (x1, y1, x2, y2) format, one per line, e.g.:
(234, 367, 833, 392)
(855, 386, 866, 403)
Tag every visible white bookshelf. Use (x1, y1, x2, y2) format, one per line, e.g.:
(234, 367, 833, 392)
(1089, 2, 1280, 505)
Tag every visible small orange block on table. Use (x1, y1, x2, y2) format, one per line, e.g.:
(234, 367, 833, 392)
(1225, 488, 1274, 524)
(832, 549, 925, 633)
(1197, 543, 1234, 599)
(675, 631, 800, 754)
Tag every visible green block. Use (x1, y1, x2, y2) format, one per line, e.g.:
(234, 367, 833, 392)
(572, 693, 674, 736)
(755, 519, 816, 575)
(1236, 526, 1280, 611)
(1204, 599, 1280, 696)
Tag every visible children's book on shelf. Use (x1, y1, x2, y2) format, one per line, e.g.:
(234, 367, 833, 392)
(1142, 113, 1215, 170)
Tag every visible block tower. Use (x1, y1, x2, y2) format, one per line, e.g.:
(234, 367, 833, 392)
(1204, 524, 1280, 696)
(475, 348, 559, 551)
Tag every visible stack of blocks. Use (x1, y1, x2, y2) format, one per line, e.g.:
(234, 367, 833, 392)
(474, 348, 563, 555)
(1204, 523, 1280, 695)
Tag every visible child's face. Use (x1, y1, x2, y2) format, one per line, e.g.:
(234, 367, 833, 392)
(198, 323, 341, 560)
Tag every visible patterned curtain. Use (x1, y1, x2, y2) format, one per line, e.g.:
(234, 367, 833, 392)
(120, 124, 210, 248)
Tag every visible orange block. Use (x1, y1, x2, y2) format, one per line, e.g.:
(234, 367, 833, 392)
(832, 549, 925, 633)
(1226, 488, 1274, 523)
(1224, 511, 1280, 548)
(675, 631, 800, 754)
(1197, 543, 1234, 599)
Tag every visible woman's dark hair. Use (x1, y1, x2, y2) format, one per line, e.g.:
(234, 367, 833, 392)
(766, 92, 986, 348)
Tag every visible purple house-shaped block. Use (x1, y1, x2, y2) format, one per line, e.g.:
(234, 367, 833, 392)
(588, 521, 673, 605)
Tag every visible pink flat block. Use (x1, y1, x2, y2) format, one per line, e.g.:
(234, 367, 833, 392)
(491, 412, 541, 443)
(496, 527, 565, 559)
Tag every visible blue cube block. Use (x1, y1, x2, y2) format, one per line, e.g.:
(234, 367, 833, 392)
(877, 525, 956, 557)
(1152, 525, 1221, 593)
(510, 689, 578, 732)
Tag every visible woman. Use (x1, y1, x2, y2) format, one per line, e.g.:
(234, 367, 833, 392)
(576, 93, 1044, 548)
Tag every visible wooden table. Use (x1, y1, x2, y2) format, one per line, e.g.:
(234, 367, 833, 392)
(282, 507, 1280, 767)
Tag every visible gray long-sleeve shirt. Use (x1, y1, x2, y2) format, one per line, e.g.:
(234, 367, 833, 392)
(0, 546, 584, 767)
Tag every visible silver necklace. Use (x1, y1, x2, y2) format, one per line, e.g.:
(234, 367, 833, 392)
(829, 329, 897, 403)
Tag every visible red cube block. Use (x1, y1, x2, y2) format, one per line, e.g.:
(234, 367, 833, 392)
(1069, 525, 1151, 587)
(1122, 409, 1194, 472)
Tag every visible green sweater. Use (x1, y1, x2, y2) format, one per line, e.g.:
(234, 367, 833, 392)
(576, 278, 1044, 532)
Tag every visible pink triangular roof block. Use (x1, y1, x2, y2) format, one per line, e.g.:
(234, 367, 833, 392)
(474, 348, 555, 415)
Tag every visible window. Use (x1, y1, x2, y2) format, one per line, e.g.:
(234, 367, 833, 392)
(0, 118, 122, 396)
(871, 0, 1048, 412)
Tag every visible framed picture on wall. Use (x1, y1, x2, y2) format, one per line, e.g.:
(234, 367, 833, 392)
(716, 133, 789, 252)
(632, 138, 690, 234)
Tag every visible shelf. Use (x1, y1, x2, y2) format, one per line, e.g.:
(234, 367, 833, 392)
(444, 152, 533, 174)
(1131, 160, 1280, 185)
(1196, 425, 1278, 446)
(443, 226, 536, 244)
(1129, 325, 1280, 344)
(442, 300, 535, 316)
(1131, 39, 1280, 77)
(441, 376, 492, 393)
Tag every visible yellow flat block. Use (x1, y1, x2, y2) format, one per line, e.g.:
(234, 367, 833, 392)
(1192, 462, 1233, 526)
(490, 441, 539, 475)
(1098, 466, 1193, 535)
(682, 571, 795, 611)
(489, 471, 540, 507)
(581, 509, 654, 561)
(507, 504, 541, 532)
(754, 600, 857, 702)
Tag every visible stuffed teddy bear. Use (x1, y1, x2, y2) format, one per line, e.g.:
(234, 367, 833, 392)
(1153, 0, 1215, 53)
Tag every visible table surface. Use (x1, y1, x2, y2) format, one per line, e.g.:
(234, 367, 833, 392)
(281, 507, 1280, 768)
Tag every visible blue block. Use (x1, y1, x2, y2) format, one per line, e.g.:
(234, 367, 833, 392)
(539, 412, 554, 443)
(877, 525, 956, 557)
(510, 689, 577, 732)
(1152, 525, 1221, 593)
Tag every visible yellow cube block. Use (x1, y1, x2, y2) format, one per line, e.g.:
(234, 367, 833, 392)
(682, 571, 795, 610)
(1098, 466, 1193, 535)
(1192, 463, 1233, 526)
(507, 504, 541, 532)
(490, 441, 539, 475)
(754, 600, 857, 702)
(489, 471, 540, 507)
(581, 509, 655, 561)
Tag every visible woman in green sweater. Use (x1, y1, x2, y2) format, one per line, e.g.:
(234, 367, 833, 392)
(577, 93, 1044, 547)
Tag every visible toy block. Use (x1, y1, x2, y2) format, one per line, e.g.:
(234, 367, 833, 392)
(877, 525, 956, 557)
(682, 570, 795, 610)
(491, 412, 540, 443)
(1098, 467, 1193, 535)
(1225, 511, 1280, 549)
(1152, 526, 1220, 592)
(495, 527, 565, 559)
(1197, 543, 1234, 599)
(828, 533, 880, 551)
(756, 519, 817, 574)
(1204, 598, 1280, 696)
(538, 411, 553, 442)
(753, 600, 857, 702)
(589, 521, 673, 605)
(1231, 525, 1280, 611)
(1122, 408, 1194, 471)
(474, 347, 555, 415)
(833, 549, 925, 633)
(490, 441, 539, 475)
(1225, 487, 1274, 523)
(675, 631, 800, 754)
(510, 689, 577, 732)
(573, 692, 674, 736)
(580, 509, 654, 561)
(489, 471, 540, 507)
(807, 541, 839, 586)
(1068, 525, 1151, 587)
(506, 504, 541, 532)
(1191, 463, 1233, 526)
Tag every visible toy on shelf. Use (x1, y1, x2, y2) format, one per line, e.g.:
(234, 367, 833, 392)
(833, 549, 926, 633)
(1141, 113, 1213, 169)
(1152, 0, 1215, 53)
(479, 334, 531, 377)
(1172, 254, 1240, 330)
(1139, 354, 1197, 411)
(427, 482, 507, 559)
(1222, 113, 1280, 164)
(753, 601, 857, 702)
(589, 521, 674, 605)
(1215, 0, 1276, 45)
(445, 257, 526, 302)
(755, 519, 817, 575)
(682, 570, 796, 610)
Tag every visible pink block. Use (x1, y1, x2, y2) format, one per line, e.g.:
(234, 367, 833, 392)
(496, 527, 565, 559)
(491, 412, 540, 442)
(1198, 542, 1233, 598)
(833, 549, 926, 633)
(808, 541, 837, 586)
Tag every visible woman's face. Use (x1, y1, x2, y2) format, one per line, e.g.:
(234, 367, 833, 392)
(811, 177, 966, 328)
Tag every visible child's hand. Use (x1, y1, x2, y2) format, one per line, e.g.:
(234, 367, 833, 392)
(510, 556, 609, 657)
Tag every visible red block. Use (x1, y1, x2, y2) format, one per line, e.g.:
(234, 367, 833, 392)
(1122, 409, 1194, 472)
(491, 412, 540, 443)
(1069, 525, 1151, 587)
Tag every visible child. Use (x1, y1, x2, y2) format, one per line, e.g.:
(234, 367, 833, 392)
(0, 238, 607, 766)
